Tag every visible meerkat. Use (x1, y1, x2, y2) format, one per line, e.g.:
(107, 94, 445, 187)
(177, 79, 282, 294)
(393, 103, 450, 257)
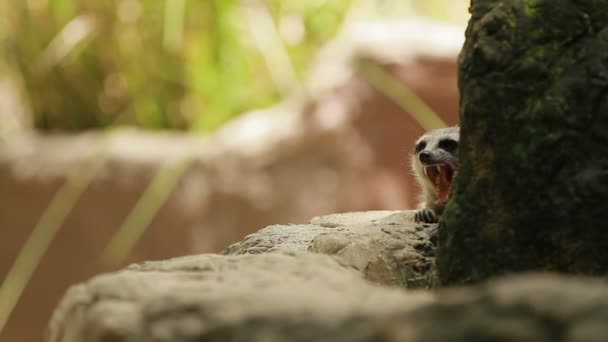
(411, 126, 459, 223)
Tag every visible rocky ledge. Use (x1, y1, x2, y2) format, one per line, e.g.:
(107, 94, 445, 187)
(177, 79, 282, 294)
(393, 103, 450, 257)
(47, 211, 608, 342)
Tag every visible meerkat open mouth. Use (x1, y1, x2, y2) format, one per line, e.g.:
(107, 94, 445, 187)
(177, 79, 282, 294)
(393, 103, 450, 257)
(424, 163, 457, 204)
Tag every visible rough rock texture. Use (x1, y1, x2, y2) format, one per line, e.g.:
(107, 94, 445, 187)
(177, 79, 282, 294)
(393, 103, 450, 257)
(46, 252, 434, 342)
(437, 0, 608, 284)
(47, 249, 608, 341)
(406, 274, 608, 342)
(224, 211, 436, 288)
(0, 20, 461, 342)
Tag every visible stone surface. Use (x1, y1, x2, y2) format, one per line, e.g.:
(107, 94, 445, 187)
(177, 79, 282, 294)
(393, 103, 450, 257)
(409, 274, 608, 342)
(310, 210, 405, 228)
(438, 0, 608, 284)
(47, 253, 608, 342)
(223, 224, 331, 255)
(46, 252, 433, 342)
(224, 211, 436, 288)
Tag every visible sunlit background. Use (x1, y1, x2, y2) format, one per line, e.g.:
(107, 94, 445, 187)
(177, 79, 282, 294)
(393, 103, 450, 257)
(1, 0, 468, 132)
(0, 0, 468, 341)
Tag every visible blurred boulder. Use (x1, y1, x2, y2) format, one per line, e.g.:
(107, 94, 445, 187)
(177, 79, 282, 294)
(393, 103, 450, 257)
(0, 20, 462, 342)
(46, 251, 432, 342)
(46, 210, 608, 342)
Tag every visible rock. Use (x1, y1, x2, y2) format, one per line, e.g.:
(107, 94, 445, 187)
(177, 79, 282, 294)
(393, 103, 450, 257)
(223, 224, 331, 255)
(310, 210, 406, 228)
(438, 0, 608, 284)
(224, 211, 436, 288)
(407, 274, 608, 342)
(46, 252, 433, 342)
(47, 255, 608, 342)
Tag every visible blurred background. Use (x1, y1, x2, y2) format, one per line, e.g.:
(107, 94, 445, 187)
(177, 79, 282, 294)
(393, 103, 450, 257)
(0, 0, 467, 340)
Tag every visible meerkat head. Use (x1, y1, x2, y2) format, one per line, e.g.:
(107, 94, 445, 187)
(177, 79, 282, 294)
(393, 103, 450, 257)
(411, 126, 459, 204)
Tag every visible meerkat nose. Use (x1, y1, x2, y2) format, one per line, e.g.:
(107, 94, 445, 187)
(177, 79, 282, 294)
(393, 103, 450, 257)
(419, 151, 432, 164)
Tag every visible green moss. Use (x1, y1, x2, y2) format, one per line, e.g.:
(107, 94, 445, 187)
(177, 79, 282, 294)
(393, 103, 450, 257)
(511, 143, 527, 159)
(599, 27, 608, 42)
(522, 0, 539, 17)
(438, 0, 608, 285)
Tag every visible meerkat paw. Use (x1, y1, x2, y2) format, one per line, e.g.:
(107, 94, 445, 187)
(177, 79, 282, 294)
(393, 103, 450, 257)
(428, 226, 438, 244)
(414, 209, 439, 224)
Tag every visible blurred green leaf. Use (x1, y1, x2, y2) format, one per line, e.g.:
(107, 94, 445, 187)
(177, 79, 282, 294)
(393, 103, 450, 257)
(0, 0, 469, 132)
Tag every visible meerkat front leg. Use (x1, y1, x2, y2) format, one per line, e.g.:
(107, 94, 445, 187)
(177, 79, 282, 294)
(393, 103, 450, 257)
(414, 208, 439, 223)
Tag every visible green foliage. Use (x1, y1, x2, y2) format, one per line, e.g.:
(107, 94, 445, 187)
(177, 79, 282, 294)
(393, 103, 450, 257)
(0, 0, 468, 132)
(0, 0, 337, 131)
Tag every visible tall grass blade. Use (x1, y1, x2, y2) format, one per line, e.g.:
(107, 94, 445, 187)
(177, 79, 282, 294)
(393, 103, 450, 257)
(0, 140, 107, 334)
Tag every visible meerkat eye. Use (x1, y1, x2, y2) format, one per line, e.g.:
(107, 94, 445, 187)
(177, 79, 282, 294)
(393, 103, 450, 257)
(438, 138, 458, 152)
(415, 140, 426, 153)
